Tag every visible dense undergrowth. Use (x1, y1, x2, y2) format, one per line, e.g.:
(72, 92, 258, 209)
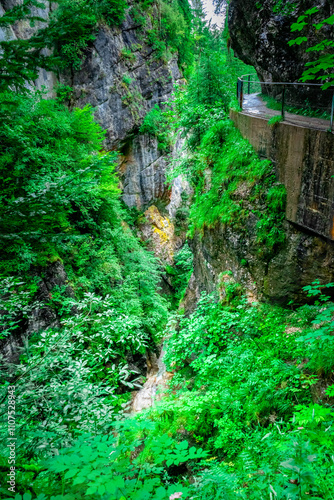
(2, 283, 334, 499)
(139, 283, 334, 499)
(0, 88, 169, 496)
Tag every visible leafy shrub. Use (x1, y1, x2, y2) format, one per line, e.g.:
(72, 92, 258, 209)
(166, 242, 193, 303)
(39, 0, 128, 70)
(0, 90, 169, 485)
(122, 74, 132, 86)
(268, 114, 283, 126)
(0, 90, 112, 273)
(140, 104, 171, 151)
(42, 423, 206, 498)
(289, 7, 334, 89)
(159, 0, 193, 68)
(143, 287, 334, 499)
(120, 47, 136, 62)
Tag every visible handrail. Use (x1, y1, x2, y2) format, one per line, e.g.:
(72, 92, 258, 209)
(241, 80, 333, 87)
(236, 76, 334, 131)
(239, 74, 333, 87)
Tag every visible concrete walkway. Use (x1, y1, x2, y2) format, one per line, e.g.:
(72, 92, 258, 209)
(242, 93, 331, 132)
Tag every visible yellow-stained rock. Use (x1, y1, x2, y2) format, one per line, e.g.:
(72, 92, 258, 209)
(138, 205, 180, 266)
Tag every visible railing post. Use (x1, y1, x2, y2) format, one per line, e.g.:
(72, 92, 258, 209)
(331, 93, 334, 132)
(281, 84, 286, 121)
(239, 78, 244, 110)
(248, 74, 251, 94)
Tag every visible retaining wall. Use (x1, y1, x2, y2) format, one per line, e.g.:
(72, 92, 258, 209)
(230, 110, 334, 240)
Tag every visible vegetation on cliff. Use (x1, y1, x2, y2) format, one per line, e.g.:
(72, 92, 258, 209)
(1, 1, 334, 499)
(0, 0, 194, 91)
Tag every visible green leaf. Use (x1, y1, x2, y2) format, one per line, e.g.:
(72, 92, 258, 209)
(305, 7, 319, 16)
(64, 468, 78, 479)
(291, 21, 307, 32)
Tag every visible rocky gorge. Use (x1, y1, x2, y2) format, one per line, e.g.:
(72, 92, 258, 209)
(2, 0, 334, 497)
(1, 0, 334, 356)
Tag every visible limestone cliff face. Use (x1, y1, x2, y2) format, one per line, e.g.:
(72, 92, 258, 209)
(66, 5, 182, 209)
(228, 0, 334, 106)
(1, 0, 182, 210)
(0, 0, 57, 93)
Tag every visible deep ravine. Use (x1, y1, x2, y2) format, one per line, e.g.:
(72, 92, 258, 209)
(1, 0, 334, 498)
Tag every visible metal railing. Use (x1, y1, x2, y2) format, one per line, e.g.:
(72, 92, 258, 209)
(237, 74, 334, 131)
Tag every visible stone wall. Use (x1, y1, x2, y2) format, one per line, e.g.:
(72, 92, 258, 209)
(230, 110, 334, 240)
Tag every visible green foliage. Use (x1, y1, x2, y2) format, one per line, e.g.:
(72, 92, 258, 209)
(289, 7, 334, 89)
(0, 286, 166, 458)
(0, 277, 40, 340)
(41, 0, 128, 70)
(163, 30, 286, 254)
(42, 0, 97, 70)
(0, 89, 168, 478)
(140, 104, 171, 151)
(4, 5, 334, 500)
(0, 1, 55, 92)
(159, 0, 193, 70)
(98, 0, 128, 26)
(295, 280, 334, 373)
(268, 115, 283, 126)
(165, 242, 193, 304)
(120, 48, 136, 62)
(122, 74, 132, 86)
(131, 0, 194, 73)
(141, 288, 334, 499)
(168, 106, 286, 251)
(0, 90, 114, 274)
(41, 422, 206, 499)
(272, 0, 297, 16)
(0, 0, 128, 82)
(55, 84, 74, 104)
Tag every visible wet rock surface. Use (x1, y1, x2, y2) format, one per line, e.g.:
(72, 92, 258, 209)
(130, 347, 172, 413)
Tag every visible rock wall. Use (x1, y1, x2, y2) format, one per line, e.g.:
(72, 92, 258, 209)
(228, 0, 334, 108)
(185, 239, 334, 313)
(0, 260, 73, 362)
(188, 218, 334, 306)
(66, 4, 182, 210)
